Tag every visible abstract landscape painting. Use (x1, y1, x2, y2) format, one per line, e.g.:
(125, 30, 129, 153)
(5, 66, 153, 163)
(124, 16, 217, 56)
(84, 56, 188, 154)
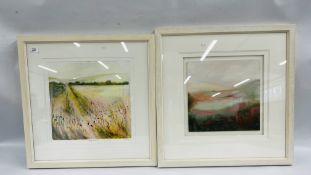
(48, 61, 131, 140)
(185, 58, 262, 132)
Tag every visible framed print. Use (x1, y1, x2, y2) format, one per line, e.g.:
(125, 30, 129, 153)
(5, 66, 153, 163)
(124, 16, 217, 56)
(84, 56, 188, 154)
(17, 35, 156, 168)
(155, 25, 295, 167)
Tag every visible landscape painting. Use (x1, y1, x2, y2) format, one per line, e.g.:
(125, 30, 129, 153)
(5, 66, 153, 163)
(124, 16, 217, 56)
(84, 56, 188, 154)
(185, 58, 262, 132)
(47, 61, 131, 140)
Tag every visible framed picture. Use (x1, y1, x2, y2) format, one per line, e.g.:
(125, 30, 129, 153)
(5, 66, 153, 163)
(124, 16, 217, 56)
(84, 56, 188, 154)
(155, 25, 295, 167)
(17, 35, 156, 168)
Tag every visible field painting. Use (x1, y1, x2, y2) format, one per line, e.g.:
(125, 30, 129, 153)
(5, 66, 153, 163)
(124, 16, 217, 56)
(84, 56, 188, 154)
(186, 58, 262, 132)
(49, 74, 131, 140)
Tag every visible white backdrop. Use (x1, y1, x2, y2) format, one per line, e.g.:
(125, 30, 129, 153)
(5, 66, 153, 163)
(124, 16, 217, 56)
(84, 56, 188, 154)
(0, 0, 310, 174)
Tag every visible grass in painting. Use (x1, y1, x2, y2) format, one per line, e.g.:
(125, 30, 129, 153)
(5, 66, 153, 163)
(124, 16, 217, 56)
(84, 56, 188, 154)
(188, 80, 260, 132)
(49, 74, 131, 140)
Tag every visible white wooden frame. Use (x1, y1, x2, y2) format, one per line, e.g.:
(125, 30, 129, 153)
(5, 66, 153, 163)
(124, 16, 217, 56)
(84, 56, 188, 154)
(155, 25, 295, 167)
(17, 35, 156, 168)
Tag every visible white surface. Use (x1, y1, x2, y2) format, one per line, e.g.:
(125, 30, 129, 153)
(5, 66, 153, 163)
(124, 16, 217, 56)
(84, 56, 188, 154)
(26, 42, 151, 160)
(160, 33, 287, 160)
(0, 140, 310, 174)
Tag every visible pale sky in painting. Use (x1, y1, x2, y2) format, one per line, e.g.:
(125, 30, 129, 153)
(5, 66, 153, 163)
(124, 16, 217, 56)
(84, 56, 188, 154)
(44, 60, 130, 82)
(185, 56, 262, 93)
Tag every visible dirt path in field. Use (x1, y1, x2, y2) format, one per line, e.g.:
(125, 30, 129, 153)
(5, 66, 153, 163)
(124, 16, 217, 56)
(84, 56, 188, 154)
(51, 84, 131, 140)
(52, 85, 97, 139)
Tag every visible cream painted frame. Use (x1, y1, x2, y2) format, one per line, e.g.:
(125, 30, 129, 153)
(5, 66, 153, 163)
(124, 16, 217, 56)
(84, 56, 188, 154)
(17, 35, 156, 168)
(155, 25, 295, 167)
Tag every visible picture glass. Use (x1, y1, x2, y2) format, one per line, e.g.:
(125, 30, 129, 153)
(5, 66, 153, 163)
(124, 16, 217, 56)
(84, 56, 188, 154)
(26, 41, 152, 162)
(160, 32, 287, 162)
(47, 60, 131, 140)
(185, 57, 262, 133)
